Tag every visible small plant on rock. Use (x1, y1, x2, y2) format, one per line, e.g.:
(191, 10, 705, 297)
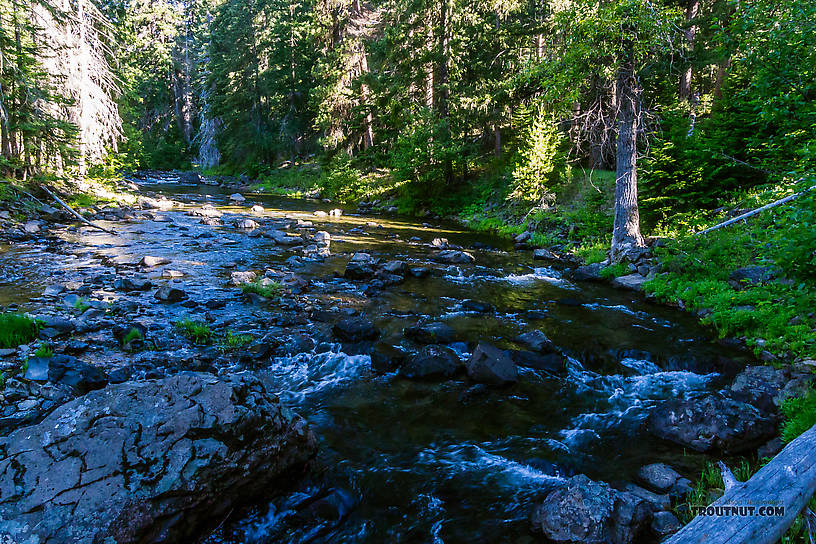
(241, 279, 283, 299)
(218, 330, 254, 352)
(176, 318, 214, 345)
(34, 342, 54, 358)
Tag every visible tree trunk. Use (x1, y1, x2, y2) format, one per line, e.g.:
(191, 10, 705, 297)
(678, 0, 699, 100)
(611, 58, 645, 262)
(437, 0, 452, 184)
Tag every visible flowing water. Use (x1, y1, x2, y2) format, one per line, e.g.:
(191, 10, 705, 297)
(0, 175, 753, 543)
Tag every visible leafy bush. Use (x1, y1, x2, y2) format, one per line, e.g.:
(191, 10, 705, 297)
(600, 263, 629, 279)
(0, 313, 39, 349)
(34, 342, 53, 358)
(175, 318, 214, 345)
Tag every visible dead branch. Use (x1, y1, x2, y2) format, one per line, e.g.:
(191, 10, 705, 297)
(40, 185, 115, 235)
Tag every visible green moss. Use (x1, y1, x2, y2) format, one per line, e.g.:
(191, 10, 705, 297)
(175, 318, 214, 345)
(241, 279, 283, 299)
(0, 313, 39, 349)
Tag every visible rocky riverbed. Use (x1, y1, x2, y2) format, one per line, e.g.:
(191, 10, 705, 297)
(0, 172, 808, 543)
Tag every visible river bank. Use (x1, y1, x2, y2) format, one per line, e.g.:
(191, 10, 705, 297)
(0, 172, 811, 543)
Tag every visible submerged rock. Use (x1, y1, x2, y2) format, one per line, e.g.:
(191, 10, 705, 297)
(515, 330, 555, 353)
(648, 393, 777, 454)
(0, 372, 317, 544)
(466, 342, 517, 385)
(404, 322, 456, 344)
(333, 317, 379, 343)
(572, 263, 604, 281)
(113, 276, 153, 292)
(510, 350, 564, 372)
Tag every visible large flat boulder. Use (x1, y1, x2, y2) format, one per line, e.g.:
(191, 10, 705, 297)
(0, 372, 317, 544)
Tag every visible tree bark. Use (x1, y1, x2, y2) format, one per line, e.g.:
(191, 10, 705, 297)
(678, 0, 699, 100)
(437, 0, 452, 184)
(611, 57, 645, 262)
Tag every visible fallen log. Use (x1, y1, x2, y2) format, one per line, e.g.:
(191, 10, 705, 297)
(665, 423, 816, 544)
(695, 185, 814, 237)
(40, 185, 115, 235)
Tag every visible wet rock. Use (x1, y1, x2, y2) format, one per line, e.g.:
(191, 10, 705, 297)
(530, 474, 651, 544)
(229, 192, 246, 203)
(729, 365, 812, 414)
(46, 355, 107, 394)
(107, 367, 133, 384)
(179, 171, 202, 184)
(313, 210, 328, 217)
(23, 357, 50, 381)
(293, 487, 357, 525)
(619, 483, 671, 512)
(648, 393, 777, 454)
(113, 323, 148, 346)
(329, 208, 343, 217)
(344, 261, 376, 280)
(404, 322, 456, 344)
(200, 216, 223, 226)
(728, 266, 776, 288)
(369, 344, 408, 373)
(251, 204, 265, 214)
(612, 273, 648, 291)
(162, 269, 185, 278)
(434, 250, 475, 264)
(24, 221, 41, 233)
(350, 252, 374, 263)
(757, 437, 784, 459)
(399, 345, 461, 379)
(409, 267, 431, 278)
(572, 263, 604, 281)
(154, 285, 188, 303)
(269, 230, 302, 246)
(515, 330, 555, 353)
(510, 350, 564, 372)
(635, 463, 690, 497)
(139, 255, 171, 267)
(462, 300, 495, 313)
(651, 511, 681, 538)
(230, 270, 258, 286)
(459, 383, 490, 402)
(42, 284, 65, 296)
(382, 260, 408, 275)
(113, 276, 153, 292)
(39, 316, 75, 338)
(466, 343, 518, 385)
(0, 372, 317, 544)
(533, 248, 558, 260)
(235, 218, 260, 230)
(431, 237, 449, 249)
(314, 231, 331, 244)
(332, 317, 379, 342)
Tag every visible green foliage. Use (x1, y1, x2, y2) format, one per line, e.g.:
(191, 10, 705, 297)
(34, 342, 53, 358)
(122, 327, 144, 346)
(218, 330, 254, 352)
(0, 313, 39, 349)
(241, 279, 283, 299)
(678, 460, 754, 524)
(600, 263, 628, 280)
(175, 318, 214, 345)
(773, 182, 816, 282)
(780, 390, 816, 444)
(73, 298, 91, 313)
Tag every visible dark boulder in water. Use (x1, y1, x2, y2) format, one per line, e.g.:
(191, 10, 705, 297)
(399, 345, 461, 379)
(333, 317, 379, 343)
(466, 342, 518, 385)
(404, 322, 456, 344)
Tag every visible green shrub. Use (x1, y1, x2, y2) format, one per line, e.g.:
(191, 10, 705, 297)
(600, 263, 629, 279)
(175, 318, 214, 345)
(510, 109, 564, 206)
(0, 313, 39, 349)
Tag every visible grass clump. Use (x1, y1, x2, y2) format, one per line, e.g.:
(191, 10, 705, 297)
(677, 460, 754, 524)
(73, 297, 91, 313)
(0, 313, 39, 349)
(34, 342, 54, 358)
(218, 330, 254, 352)
(241, 279, 283, 299)
(176, 318, 214, 345)
(122, 327, 144, 345)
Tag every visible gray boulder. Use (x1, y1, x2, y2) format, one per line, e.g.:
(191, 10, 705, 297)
(434, 250, 475, 264)
(0, 373, 317, 544)
(530, 475, 651, 544)
(648, 393, 777, 454)
(572, 263, 604, 281)
(399, 345, 461, 379)
(154, 285, 188, 303)
(466, 343, 518, 385)
(728, 266, 776, 288)
(515, 330, 555, 353)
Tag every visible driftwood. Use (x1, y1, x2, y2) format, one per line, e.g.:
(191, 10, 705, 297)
(718, 461, 739, 492)
(665, 423, 816, 544)
(696, 186, 813, 236)
(40, 185, 115, 235)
